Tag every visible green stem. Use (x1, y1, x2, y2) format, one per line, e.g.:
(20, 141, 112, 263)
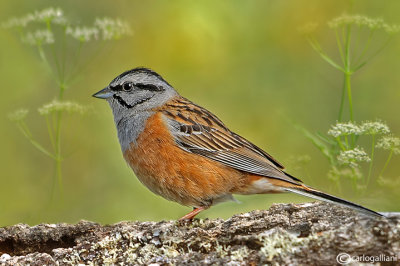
(54, 110, 64, 198)
(334, 28, 345, 65)
(363, 35, 393, 66)
(378, 149, 394, 178)
(65, 42, 83, 84)
(336, 137, 346, 151)
(17, 122, 55, 159)
(345, 72, 354, 122)
(343, 24, 354, 122)
(45, 115, 56, 150)
(46, 21, 62, 82)
(355, 29, 375, 67)
(61, 27, 67, 84)
(344, 135, 349, 148)
(338, 75, 346, 122)
(307, 37, 345, 72)
(37, 45, 57, 80)
(366, 134, 375, 186)
(59, 83, 67, 100)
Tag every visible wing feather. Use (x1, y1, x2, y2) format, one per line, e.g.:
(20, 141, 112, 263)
(159, 97, 302, 184)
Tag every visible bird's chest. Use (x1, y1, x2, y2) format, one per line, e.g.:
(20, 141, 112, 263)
(121, 112, 243, 206)
(115, 111, 154, 152)
(122, 112, 182, 200)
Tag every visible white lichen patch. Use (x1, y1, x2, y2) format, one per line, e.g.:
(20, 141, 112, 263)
(259, 228, 318, 261)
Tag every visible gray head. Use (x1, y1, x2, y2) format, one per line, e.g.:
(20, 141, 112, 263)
(93, 67, 178, 124)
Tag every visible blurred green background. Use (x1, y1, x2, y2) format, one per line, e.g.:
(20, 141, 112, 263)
(1, 0, 399, 226)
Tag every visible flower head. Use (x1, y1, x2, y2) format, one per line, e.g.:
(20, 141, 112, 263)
(2, 7, 67, 29)
(66, 26, 99, 42)
(22, 29, 54, 46)
(38, 100, 86, 115)
(328, 166, 363, 181)
(33, 7, 65, 24)
(298, 22, 319, 36)
(94, 17, 132, 40)
(8, 109, 29, 122)
(2, 14, 35, 28)
(327, 121, 362, 137)
(376, 135, 400, 154)
(337, 147, 371, 168)
(328, 14, 399, 35)
(360, 121, 390, 135)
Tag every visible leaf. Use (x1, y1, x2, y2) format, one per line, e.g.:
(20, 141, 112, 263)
(292, 122, 335, 164)
(316, 131, 336, 145)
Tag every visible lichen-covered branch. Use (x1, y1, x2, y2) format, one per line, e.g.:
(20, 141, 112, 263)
(0, 202, 399, 265)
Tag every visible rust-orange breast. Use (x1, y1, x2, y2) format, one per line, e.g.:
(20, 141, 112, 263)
(123, 112, 248, 207)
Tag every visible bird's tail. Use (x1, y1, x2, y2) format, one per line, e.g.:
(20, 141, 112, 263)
(284, 184, 384, 218)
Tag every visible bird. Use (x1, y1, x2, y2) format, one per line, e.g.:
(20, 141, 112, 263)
(93, 67, 383, 220)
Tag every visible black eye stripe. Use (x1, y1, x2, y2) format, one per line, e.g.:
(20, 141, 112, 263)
(110, 83, 164, 92)
(135, 83, 164, 91)
(110, 84, 122, 91)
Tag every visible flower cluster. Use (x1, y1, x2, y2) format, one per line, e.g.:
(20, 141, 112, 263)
(328, 166, 363, 181)
(38, 100, 86, 115)
(328, 120, 390, 138)
(327, 121, 362, 137)
(3, 8, 131, 45)
(298, 22, 319, 35)
(8, 109, 29, 122)
(2, 7, 66, 29)
(360, 121, 390, 135)
(66, 26, 99, 42)
(94, 18, 132, 40)
(94, 17, 132, 40)
(22, 29, 54, 45)
(337, 147, 371, 168)
(328, 14, 400, 34)
(376, 135, 400, 154)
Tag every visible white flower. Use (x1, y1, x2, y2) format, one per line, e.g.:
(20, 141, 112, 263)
(22, 30, 54, 45)
(337, 147, 371, 168)
(38, 100, 86, 115)
(328, 166, 363, 181)
(384, 24, 400, 34)
(94, 17, 132, 40)
(33, 7, 65, 24)
(2, 7, 67, 29)
(66, 26, 99, 42)
(327, 121, 362, 137)
(8, 109, 29, 122)
(376, 135, 400, 154)
(2, 14, 35, 28)
(298, 22, 318, 35)
(360, 121, 390, 135)
(328, 14, 399, 35)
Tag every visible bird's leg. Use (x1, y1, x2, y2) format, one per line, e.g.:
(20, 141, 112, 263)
(179, 206, 208, 221)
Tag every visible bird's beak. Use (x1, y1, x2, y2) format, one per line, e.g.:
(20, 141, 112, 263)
(93, 87, 113, 99)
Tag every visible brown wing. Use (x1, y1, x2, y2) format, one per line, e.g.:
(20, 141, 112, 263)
(158, 97, 302, 185)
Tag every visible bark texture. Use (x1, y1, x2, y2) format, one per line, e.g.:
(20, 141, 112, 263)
(0, 202, 399, 265)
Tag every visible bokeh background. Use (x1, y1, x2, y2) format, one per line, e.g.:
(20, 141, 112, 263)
(1, 0, 399, 226)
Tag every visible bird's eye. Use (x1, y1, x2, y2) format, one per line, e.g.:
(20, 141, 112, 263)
(122, 82, 133, 91)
